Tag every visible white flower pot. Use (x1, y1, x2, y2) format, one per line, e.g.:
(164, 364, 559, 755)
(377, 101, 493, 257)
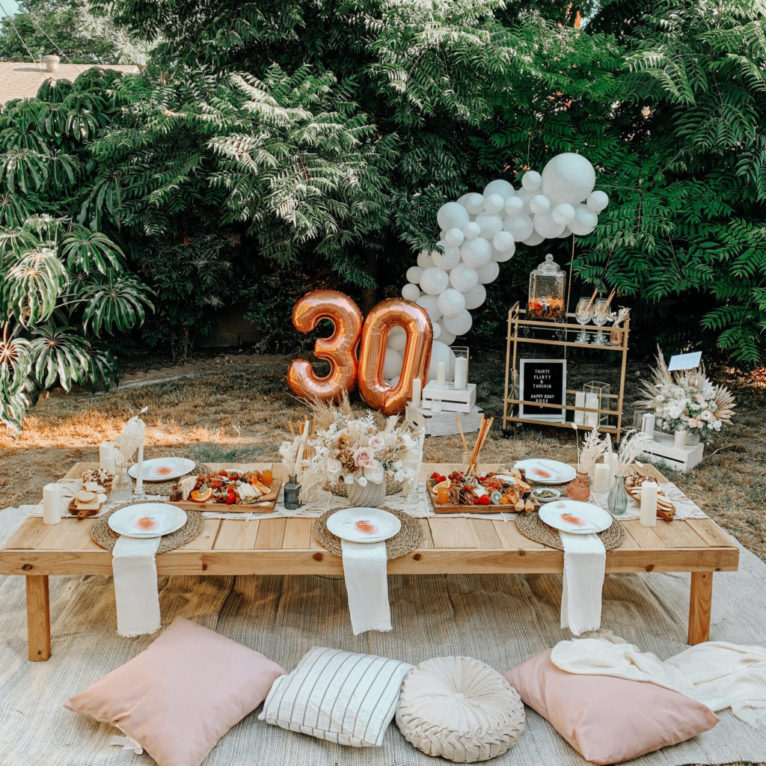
(673, 429, 687, 448)
(346, 479, 386, 507)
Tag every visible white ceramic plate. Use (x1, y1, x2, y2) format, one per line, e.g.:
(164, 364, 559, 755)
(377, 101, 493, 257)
(514, 459, 576, 485)
(539, 499, 612, 535)
(128, 457, 196, 482)
(327, 507, 401, 544)
(108, 503, 187, 538)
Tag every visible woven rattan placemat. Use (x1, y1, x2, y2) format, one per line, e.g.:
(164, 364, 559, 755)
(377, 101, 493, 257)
(312, 507, 422, 560)
(90, 505, 204, 553)
(516, 511, 624, 551)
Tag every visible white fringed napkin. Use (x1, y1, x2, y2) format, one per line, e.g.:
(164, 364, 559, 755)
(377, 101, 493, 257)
(112, 535, 161, 637)
(340, 540, 392, 635)
(560, 532, 606, 635)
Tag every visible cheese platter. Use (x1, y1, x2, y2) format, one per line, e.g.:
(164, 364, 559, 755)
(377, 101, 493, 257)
(167, 468, 281, 513)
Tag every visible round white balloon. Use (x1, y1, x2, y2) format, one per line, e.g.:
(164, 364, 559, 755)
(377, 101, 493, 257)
(406, 265, 423, 284)
(443, 309, 473, 337)
(388, 326, 407, 352)
(477, 260, 500, 284)
(449, 264, 479, 293)
(492, 230, 515, 252)
(432, 322, 441, 339)
(587, 190, 609, 212)
(504, 196, 524, 217)
(529, 194, 551, 215)
(552, 203, 575, 225)
(431, 247, 461, 270)
(417, 250, 432, 269)
(494, 244, 516, 262)
(463, 283, 486, 310)
(402, 283, 421, 301)
(521, 170, 543, 192)
(533, 211, 566, 238)
(462, 221, 481, 240)
(437, 201, 470, 230)
(462, 193, 485, 215)
(568, 204, 598, 236)
(475, 213, 503, 240)
(459, 237, 492, 269)
(483, 179, 516, 200)
(419, 266, 450, 295)
(427, 341, 456, 381)
(383, 347, 403, 380)
(439, 328, 456, 346)
(483, 193, 505, 214)
(541, 152, 596, 205)
(444, 227, 465, 248)
(437, 288, 466, 318)
(504, 214, 534, 242)
(416, 294, 442, 322)
(523, 231, 545, 245)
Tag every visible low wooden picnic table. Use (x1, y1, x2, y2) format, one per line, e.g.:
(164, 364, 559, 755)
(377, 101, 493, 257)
(0, 462, 739, 661)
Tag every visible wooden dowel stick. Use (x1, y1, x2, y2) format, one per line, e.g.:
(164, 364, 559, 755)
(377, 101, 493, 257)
(456, 418, 471, 466)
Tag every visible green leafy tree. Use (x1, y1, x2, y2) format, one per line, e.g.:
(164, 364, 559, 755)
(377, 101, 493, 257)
(0, 0, 147, 64)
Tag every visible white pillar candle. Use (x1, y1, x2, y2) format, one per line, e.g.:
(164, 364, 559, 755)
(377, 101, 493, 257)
(605, 452, 619, 477)
(641, 413, 655, 438)
(437, 361, 446, 385)
(411, 377, 422, 408)
(135, 442, 144, 495)
(453, 356, 468, 389)
(592, 462, 611, 494)
(42, 483, 62, 525)
(584, 393, 599, 427)
(99, 442, 116, 473)
(574, 392, 585, 426)
(639, 480, 658, 527)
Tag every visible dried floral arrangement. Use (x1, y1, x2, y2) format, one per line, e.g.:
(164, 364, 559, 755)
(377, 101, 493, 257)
(639, 348, 735, 443)
(279, 397, 423, 501)
(616, 430, 649, 476)
(576, 425, 610, 475)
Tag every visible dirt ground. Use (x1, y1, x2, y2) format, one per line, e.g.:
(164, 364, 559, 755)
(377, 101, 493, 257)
(1, 349, 764, 561)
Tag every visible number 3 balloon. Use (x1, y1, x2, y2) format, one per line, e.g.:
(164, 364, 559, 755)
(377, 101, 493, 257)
(287, 290, 363, 403)
(358, 298, 432, 415)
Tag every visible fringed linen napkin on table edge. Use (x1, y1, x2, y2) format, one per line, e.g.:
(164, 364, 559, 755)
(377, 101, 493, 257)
(560, 532, 606, 636)
(340, 539, 392, 635)
(112, 535, 161, 637)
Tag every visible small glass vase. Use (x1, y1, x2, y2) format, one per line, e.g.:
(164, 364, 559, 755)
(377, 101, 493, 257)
(284, 474, 301, 510)
(347, 479, 386, 508)
(566, 471, 591, 501)
(607, 474, 630, 516)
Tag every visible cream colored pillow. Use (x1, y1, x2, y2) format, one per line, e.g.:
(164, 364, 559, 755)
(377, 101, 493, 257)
(396, 656, 525, 763)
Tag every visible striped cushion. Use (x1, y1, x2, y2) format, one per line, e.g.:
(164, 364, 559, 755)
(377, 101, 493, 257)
(259, 647, 412, 747)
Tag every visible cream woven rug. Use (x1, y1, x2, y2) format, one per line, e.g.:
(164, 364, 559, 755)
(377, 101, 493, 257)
(1, 505, 765, 766)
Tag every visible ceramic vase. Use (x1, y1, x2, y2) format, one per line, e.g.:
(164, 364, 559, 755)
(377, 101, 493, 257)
(566, 472, 591, 501)
(347, 479, 386, 508)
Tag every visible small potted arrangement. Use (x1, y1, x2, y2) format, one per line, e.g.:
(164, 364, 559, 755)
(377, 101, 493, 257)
(280, 399, 423, 507)
(639, 349, 735, 447)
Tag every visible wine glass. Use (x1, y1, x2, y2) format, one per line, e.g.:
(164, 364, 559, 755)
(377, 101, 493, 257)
(575, 298, 593, 343)
(592, 299, 610, 345)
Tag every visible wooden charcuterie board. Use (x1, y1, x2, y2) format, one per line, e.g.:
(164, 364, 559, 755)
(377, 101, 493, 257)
(426, 479, 540, 515)
(167, 479, 282, 513)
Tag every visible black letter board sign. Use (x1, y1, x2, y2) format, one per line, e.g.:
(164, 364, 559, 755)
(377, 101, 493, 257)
(519, 358, 567, 422)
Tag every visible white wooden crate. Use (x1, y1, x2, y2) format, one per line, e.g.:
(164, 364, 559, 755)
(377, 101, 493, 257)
(405, 404, 483, 436)
(639, 431, 704, 472)
(421, 382, 477, 414)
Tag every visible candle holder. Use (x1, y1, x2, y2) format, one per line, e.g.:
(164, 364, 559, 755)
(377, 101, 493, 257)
(451, 346, 470, 389)
(583, 381, 610, 427)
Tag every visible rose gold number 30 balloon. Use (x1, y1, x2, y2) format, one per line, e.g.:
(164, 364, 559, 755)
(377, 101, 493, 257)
(287, 290, 363, 402)
(358, 299, 433, 415)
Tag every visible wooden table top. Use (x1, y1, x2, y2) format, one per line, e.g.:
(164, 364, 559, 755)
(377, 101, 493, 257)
(0, 462, 739, 577)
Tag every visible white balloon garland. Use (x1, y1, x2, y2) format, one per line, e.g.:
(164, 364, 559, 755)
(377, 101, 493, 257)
(395, 152, 609, 381)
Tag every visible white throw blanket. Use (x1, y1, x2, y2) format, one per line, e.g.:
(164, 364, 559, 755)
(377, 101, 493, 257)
(551, 634, 766, 725)
(111, 535, 161, 637)
(340, 540, 392, 635)
(560, 532, 605, 636)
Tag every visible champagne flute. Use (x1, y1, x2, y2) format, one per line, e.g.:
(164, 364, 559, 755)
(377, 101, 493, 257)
(592, 298, 610, 345)
(575, 298, 593, 343)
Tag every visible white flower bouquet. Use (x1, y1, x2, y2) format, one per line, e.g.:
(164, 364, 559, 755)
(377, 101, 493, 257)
(639, 349, 735, 444)
(280, 399, 423, 502)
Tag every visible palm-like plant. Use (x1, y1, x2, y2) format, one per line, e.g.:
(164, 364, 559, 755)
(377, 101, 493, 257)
(0, 216, 153, 428)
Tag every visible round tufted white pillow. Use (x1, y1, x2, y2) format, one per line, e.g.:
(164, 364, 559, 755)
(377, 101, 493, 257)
(395, 656, 526, 763)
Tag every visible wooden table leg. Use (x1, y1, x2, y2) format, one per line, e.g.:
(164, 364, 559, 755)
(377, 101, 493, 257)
(688, 571, 713, 645)
(26, 575, 51, 661)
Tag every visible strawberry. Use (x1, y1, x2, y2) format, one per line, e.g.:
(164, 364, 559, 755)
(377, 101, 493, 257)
(478, 495, 491, 505)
